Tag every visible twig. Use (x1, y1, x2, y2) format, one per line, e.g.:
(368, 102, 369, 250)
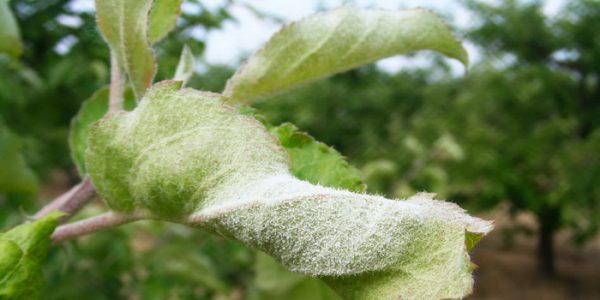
(108, 52, 124, 112)
(34, 177, 97, 221)
(51, 212, 144, 243)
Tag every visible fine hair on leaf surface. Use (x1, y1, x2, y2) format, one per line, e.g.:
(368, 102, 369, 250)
(223, 6, 468, 103)
(5, 3, 494, 300)
(86, 81, 492, 299)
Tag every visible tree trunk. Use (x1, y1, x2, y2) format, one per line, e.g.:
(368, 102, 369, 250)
(537, 207, 559, 277)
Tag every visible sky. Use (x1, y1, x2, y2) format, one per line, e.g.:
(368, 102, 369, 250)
(69, 0, 567, 73)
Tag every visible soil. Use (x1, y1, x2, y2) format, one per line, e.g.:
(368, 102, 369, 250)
(469, 205, 600, 300)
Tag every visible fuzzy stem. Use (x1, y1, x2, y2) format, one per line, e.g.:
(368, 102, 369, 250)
(51, 212, 144, 243)
(108, 52, 124, 112)
(34, 177, 97, 221)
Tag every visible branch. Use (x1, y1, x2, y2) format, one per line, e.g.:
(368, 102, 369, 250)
(108, 52, 124, 112)
(34, 177, 97, 221)
(51, 211, 144, 243)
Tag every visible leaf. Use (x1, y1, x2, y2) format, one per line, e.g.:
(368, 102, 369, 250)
(270, 123, 365, 192)
(86, 82, 492, 299)
(95, 0, 156, 98)
(0, 0, 23, 58)
(173, 45, 194, 86)
(252, 252, 341, 300)
(148, 0, 183, 44)
(0, 211, 62, 300)
(0, 124, 37, 198)
(224, 7, 468, 103)
(465, 231, 485, 252)
(69, 87, 136, 175)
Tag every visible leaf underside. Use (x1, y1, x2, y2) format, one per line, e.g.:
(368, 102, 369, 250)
(83, 4, 488, 299)
(224, 6, 468, 103)
(86, 82, 492, 300)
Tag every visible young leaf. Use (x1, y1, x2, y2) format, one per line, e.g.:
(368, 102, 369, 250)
(173, 45, 194, 86)
(0, 124, 38, 198)
(270, 123, 365, 192)
(148, 0, 183, 44)
(223, 7, 468, 103)
(0, 0, 23, 58)
(69, 87, 136, 175)
(95, 0, 156, 98)
(0, 212, 62, 300)
(86, 82, 492, 299)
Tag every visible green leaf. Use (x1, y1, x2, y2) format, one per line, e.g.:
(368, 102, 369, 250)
(0, 212, 62, 300)
(69, 87, 136, 175)
(0, 0, 23, 58)
(253, 252, 341, 300)
(270, 123, 365, 192)
(87, 82, 492, 299)
(173, 45, 194, 86)
(224, 7, 468, 103)
(95, 0, 156, 98)
(465, 231, 485, 252)
(148, 0, 183, 44)
(0, 124, 37, 198)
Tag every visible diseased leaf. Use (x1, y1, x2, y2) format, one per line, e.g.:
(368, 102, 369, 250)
(86, 82, 492, 299)
(0, 0, 23, 58)
(148, 0, 183, 44)
(224, 7, 468, 103)
(0, 212, 62, 300)
(69, 87, 136, 175)
(270, 123, 365, 192)
(258, 123, 363, 299)
(95, 0, 156, 98)
(173, 45, 194, 86)
(0, 124, 37, 198)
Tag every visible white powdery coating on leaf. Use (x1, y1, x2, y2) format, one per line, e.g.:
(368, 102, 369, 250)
(86, 82, 492, 299)
(193, 175, 491, 277)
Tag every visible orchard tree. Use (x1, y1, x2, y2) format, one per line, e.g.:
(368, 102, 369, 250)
(0, 2, 492, 300)
(451, 0, 600, 276)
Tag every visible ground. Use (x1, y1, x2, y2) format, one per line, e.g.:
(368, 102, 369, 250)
(470, 205, 600, 300)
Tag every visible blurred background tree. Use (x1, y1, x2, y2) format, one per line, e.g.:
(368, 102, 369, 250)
(1, 0, 599, 298)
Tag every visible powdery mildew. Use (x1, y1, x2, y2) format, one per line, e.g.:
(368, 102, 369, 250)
(86, 82, 492, 299)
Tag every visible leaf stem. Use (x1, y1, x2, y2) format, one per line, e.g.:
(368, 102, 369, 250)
(51, 212, 145, 243)
(108, 52, 124, 112)
(34, 177, 97, 221)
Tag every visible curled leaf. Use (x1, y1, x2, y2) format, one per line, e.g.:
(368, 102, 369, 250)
(224, 7, 468, 103)
(86, 82, 492, 299)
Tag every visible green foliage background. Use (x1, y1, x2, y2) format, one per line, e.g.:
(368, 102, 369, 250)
(0, 0, 598, 298)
